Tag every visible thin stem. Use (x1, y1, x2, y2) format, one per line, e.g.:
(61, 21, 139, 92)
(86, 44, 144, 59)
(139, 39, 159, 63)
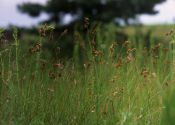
(13, 27, 20, 85)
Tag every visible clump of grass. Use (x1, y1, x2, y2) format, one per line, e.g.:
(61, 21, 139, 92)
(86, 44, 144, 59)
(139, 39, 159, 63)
(0, 25, 174, 125)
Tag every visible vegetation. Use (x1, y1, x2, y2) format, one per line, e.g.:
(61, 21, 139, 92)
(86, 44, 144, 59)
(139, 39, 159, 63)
(0, 24, 175, 125)
(18, 0, 165, 26)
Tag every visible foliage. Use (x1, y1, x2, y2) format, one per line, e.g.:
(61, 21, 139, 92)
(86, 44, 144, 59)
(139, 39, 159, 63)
(18, 3, 43, 17)
(18, 0, 166, 26)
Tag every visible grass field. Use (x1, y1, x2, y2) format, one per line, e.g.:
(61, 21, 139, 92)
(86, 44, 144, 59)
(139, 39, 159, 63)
(0, 25, 175, 125)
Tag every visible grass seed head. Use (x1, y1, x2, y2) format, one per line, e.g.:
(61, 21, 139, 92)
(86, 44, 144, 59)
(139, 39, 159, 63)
(49, 71, 56, 80)
(141, 68, 149, 78)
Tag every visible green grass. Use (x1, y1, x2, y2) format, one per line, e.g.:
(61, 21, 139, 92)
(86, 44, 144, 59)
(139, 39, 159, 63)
(0, 25, 175, 125)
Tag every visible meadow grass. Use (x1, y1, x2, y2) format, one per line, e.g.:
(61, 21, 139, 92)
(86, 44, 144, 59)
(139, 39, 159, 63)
(0, 25, 175, 125)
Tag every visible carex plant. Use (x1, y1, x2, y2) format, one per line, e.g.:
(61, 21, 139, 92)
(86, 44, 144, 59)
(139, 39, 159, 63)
(0, 23, 175, 125)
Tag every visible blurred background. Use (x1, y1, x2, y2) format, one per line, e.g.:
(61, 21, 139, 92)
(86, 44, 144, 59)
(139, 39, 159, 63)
(0, 0, 175, 58)
(0, 0, 175, 27)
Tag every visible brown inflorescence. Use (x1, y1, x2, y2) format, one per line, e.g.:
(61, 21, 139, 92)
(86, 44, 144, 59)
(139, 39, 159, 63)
(141, 68, 149, 78)
(29, 43, 41, 54)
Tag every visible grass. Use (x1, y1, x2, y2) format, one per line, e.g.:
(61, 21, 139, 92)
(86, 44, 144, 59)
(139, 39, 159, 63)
(0, 25, 175, 125)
